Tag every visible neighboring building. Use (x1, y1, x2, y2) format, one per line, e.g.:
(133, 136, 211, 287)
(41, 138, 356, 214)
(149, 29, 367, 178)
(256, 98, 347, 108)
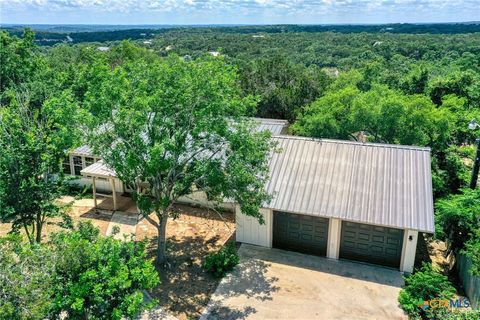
(208, 51, 221, 57)
(96, 46, 110, 52)
(65, 118, 434, 273)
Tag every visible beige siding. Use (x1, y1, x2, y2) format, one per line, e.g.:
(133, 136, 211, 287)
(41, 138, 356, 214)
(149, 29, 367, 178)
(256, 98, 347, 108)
(235, 206, 272, 247)
(71, 176, 124, 193)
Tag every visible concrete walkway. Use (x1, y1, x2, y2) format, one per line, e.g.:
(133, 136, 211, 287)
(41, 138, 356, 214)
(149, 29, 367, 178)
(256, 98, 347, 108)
(201, 244, 407, 320)
(106, 211, 139, 240)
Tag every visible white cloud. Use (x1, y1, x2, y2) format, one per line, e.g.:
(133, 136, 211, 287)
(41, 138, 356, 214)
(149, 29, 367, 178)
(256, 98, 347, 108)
(0, 0, 476, 24)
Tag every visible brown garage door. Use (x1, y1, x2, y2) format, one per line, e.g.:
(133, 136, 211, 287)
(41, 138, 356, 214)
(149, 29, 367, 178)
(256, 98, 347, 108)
(339, 221, 404, 268)
(273, 211, 329, 256)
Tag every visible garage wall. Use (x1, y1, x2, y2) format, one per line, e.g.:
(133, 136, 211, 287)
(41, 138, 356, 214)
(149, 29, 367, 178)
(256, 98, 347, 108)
(236, 206, 273, 247)
(400, 229, 418, 273)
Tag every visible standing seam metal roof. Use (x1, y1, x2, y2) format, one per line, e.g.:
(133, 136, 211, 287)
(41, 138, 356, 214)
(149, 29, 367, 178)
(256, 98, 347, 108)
(266, 136, 435, 233)
(253, 118, 289, 135)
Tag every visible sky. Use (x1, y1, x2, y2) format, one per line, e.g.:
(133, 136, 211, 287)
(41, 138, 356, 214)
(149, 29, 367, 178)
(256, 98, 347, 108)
(1, 0, 479, 25)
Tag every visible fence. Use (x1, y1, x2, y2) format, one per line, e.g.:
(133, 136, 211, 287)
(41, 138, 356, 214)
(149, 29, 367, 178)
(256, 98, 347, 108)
(457, 253, 480, 309)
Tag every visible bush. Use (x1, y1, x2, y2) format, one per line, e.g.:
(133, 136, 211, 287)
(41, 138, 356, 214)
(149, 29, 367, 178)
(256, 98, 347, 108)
(443, 310, 480, 320)
(0, 222, 159, 320)
(203, 242, 239, 278)
(50, 221, 160, 319)
(435, 188, 480, 251)
(398, 263, 456, 319)
(0, 235, 56, 320)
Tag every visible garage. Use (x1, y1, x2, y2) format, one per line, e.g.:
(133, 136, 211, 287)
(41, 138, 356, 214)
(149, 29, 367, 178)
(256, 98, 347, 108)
(236, 137, 434, 273)
(273, 211, 329, 256)
(339, 221, 404, 268)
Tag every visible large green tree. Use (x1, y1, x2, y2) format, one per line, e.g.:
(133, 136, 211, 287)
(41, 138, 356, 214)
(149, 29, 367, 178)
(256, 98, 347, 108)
(239, 55, 330, 121)
(0, 29, 40, 94)
(85, 56, 275, 264)
(0, 91, 80, 243)
(292, 81, 452, 148)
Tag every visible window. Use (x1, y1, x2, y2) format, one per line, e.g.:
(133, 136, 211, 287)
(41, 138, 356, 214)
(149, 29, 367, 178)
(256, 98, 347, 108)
(85, 157, 94, 167)
(73, 156, 83, 176)
(63, 157, 71, 175)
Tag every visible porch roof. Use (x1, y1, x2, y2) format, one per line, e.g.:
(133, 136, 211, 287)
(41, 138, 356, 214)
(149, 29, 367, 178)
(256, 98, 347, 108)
(80, 160, 117, 179)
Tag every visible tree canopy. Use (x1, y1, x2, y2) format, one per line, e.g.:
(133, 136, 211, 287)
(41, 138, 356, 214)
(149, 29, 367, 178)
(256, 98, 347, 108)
(84, 55, 275, 263)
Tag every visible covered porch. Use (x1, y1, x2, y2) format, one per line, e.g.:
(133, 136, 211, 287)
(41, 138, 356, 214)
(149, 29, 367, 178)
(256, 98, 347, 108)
(80, 160, 125, 211)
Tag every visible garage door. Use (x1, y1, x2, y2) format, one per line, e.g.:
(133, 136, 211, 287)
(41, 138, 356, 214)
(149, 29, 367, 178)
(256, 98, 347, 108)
(339, 221, 404, 268)
(273, 211, 329, 256)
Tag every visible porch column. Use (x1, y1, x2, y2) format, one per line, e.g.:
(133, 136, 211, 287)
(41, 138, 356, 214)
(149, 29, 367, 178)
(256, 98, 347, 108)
(327, 218, 342, 259)
(110, 177, 117, 211)
(92, 176, 97, 208)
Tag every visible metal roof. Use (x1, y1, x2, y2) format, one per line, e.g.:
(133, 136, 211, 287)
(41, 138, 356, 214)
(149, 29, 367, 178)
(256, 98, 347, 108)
(266, 136, 434, 233)
(81, 160, 117, 179)
(253, 118, 289, 135)
(71, 145, 93, 157)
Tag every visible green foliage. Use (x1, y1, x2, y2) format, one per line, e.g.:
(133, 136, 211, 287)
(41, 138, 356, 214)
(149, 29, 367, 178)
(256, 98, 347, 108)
(0, 222, 159, 320)
(293, 81, 452, 147)
(50, 221, 159, 319)
(85, 54, 275, 263)
(239, 55, 331, 121)
(0, 29, 40, 93)
(442, 310, 480, 320)
(398, 263, 456, 319)
(203, 242, 240, 278)
(463, 229, 480, 276)
(0, 90, 82, 243)
(62, 183, 94, 200)
(435, 188, 480, 251)
(0, 235, 56, 320)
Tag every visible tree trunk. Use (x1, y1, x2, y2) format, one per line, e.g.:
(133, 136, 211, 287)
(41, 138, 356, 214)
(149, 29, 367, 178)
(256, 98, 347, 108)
(35, 214, 42, 243)
(156, 213, 168, 265)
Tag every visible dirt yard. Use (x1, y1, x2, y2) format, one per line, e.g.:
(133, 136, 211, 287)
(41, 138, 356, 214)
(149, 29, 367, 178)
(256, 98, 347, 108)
(0, 196, 113, 239)
(137, 204, 236, 320)
(0, 196, 236, 320)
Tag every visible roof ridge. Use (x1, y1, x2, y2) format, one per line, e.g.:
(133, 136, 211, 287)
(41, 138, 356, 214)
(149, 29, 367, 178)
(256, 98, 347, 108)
(272, 135, 431, 151)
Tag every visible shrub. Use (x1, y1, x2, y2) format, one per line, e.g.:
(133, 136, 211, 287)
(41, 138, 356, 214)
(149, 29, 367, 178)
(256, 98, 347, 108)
(0, 222, 160, 320)
(0, 235, 56, 320)
(443, 310, 480, 320)
(435, 188, 480, 251)
(398, 263, 456, 319)
(50, 221, 160, 319)
(203, 242, 239, 278)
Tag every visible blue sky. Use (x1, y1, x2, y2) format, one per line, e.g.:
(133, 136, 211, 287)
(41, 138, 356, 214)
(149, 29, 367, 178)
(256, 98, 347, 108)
(1, 0, 478, 25)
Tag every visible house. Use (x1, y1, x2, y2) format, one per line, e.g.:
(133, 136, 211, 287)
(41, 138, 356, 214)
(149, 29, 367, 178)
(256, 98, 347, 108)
(64, 118, 433, 273)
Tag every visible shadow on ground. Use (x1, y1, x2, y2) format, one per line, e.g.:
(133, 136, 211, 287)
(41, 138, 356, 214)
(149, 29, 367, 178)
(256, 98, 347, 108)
(147, 234, 225, 319)
(241, 245, 404, 288)
(203, 257, 280, 320)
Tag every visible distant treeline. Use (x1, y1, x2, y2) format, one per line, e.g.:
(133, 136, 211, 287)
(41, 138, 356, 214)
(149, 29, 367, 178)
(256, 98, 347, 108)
(2, 23, 480, 46)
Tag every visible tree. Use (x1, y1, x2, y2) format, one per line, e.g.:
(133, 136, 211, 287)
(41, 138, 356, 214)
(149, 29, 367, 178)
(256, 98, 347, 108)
(0, 90, 80, 243)
(85, 55, 275, 264)
(292, 82, 452, 148)
(0, 235, 56, 320)
(50, 222, 159, 319)
(239, 55, 330, 121)
(0, 222, 159, 320)
(0, 29, 40, 94)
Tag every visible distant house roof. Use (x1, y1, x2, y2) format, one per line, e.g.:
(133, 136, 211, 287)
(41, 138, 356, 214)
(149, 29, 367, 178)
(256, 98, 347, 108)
(266, 136, 434, 233)
(253, 118, 289, 135)
(71, 145, 93, 157)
